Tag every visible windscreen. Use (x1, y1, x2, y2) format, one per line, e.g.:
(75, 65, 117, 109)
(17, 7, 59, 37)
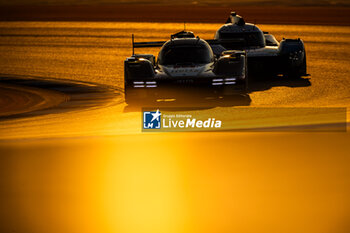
(158, 45, 213, 65)
(219, 32, 265, 48)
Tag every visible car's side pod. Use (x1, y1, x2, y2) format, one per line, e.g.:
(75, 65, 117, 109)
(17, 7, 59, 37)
(124, 55, 156, 80)
(213, 50, 246, 76)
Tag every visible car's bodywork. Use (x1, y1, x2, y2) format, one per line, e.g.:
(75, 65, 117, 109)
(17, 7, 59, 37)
(211, 12, 307, 78)
(124, 31, 248, 104)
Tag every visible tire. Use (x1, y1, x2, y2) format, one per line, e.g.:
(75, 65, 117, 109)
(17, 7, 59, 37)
(300, 53, 307, 75)
(244, 72, 249, 92)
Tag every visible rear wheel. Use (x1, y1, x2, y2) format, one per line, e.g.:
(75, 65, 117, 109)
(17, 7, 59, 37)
(244, 74, 249, 92)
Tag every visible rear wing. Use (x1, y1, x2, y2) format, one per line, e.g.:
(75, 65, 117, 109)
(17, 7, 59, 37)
(206, 38, 245, 45)
(131, 34, 245, 55)
(132, 34, 166, 55)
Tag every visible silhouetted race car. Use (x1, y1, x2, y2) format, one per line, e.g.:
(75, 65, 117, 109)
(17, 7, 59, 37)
(124, 31, 248, 104)
(210, 12, 307, 78)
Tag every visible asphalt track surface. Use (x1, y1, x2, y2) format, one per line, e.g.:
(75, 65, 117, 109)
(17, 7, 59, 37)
(0, 22, 349, 233)
(0, 22, 349, 137)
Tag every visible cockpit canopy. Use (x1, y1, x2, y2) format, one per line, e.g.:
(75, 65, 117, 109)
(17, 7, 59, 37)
(158, 38, 214, 66)
(215, 23, 265, 49)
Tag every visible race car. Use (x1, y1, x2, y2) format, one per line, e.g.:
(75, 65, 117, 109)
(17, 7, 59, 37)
(124, 31, 248, 104)
(211, 12, 307, 78)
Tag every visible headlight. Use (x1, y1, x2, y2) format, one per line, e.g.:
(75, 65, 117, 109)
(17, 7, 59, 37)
(289, 51, 301, 61)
